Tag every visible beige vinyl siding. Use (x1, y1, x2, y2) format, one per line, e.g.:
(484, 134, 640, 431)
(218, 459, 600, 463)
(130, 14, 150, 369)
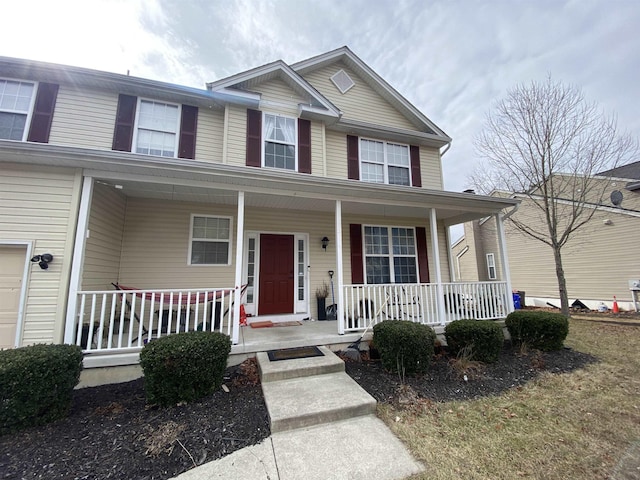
(0, 163, 81, 345)
(258, 79, 306, 116)
(82, 183, 126, 291)
(118, 198, 237, 289)
(420, 146, 443, 190)
(492, 197, 640, 303)
(195, 108, 225, 162)
(225, 105, 247, 167)
(48, 86, 118, 150)
(310, 121, 324, 177)
(325, 129, 347, 179)
(302, 62, 417, 131)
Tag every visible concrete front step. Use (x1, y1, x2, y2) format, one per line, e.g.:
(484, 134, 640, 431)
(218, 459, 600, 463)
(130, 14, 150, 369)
(257, 346, 377, 433)
(262, 371, 377, 433)
(257, 345, 344, 382)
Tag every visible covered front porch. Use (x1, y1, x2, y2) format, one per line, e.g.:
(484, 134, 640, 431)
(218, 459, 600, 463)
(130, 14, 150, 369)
(63, 162, 517, 368)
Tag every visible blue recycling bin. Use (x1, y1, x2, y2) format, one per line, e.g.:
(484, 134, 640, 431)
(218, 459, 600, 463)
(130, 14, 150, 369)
(512, 293, 522, 310)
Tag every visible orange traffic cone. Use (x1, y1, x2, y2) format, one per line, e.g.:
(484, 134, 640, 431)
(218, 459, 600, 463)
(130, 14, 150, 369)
(612, 296, 620, 314)
(239, 304, 248, 326)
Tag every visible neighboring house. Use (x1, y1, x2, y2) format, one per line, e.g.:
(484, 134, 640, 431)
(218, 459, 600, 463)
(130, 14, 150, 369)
(453, 165, 640, 310)
(0, 47, 519, 374)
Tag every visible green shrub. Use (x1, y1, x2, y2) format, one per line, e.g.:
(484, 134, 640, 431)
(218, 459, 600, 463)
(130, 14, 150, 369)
(372, 320, 436, 376)
(139, 331, 231, 406)
(505, 310, 569, 351)
(444, 320, 504, 363)
(0, 344, 83, 435)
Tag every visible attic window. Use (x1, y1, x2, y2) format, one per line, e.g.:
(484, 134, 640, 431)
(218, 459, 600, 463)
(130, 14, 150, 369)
(331, 70, 355, 94)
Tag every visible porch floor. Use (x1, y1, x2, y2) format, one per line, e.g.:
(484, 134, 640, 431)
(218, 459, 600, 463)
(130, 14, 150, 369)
(231, 319, 366, 357)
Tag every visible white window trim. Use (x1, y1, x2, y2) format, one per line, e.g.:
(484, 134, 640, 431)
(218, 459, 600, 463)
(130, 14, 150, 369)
(0, 78, 38, 142)
(188, 214, 233, 266)
(359, 137, 412, 186)
(363, 224, 419, 285)
(486, 253, 497, 280)
(261, 111, 298, 171)
(131, 97, 181, 158)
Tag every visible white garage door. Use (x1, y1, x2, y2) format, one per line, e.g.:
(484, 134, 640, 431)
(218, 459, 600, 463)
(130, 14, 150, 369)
(0, 246, 26, 349)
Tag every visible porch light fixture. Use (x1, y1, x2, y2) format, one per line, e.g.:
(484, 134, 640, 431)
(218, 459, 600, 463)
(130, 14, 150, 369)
(321, 237, 329, 251)
(31, 253, 54, 270)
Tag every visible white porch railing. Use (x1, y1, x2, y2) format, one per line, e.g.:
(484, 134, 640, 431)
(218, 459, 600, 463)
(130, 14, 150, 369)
(341, 281, 509, 332)
(71, 287, 237, 352)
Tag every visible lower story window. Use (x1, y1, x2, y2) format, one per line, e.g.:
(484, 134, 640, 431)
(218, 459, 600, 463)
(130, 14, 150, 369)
(364, 226, 417, 284)
(486, 253, 496, 280)
(189, 215, 232, 265)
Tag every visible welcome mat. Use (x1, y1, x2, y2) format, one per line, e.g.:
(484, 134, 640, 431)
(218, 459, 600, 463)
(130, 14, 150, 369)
(249, 320, 303, 329)
(267, 345, 324, 361)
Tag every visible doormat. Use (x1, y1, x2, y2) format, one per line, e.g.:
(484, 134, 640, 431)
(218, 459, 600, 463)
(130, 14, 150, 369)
(250, 321, 274, 328)
(267, 345, 324, 361)
(249, 320, 303, 328)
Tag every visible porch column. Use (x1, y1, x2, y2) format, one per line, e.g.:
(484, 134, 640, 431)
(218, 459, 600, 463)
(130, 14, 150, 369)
(64, 176, 94, 344)
(232, 191, 245, 345)
(495, 212, 514, 314)
(429, 208, 446, 325)
(335, 200, 345, 334)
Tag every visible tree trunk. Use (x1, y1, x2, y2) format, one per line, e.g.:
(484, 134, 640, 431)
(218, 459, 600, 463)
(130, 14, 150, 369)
(552, 245, 570, 316)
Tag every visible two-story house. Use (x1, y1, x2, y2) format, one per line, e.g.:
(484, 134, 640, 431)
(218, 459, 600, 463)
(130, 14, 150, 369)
(0, 47, 518, 380)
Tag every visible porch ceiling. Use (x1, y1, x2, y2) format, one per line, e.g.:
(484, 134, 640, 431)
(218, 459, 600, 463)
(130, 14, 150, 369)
(96, 178, 507, 223)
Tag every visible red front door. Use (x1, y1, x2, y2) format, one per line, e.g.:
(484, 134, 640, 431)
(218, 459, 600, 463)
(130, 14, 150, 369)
(259, 234, 294, 315)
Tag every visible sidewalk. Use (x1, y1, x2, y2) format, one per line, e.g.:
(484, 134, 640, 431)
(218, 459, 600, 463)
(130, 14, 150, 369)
(172, 346, 424, 480)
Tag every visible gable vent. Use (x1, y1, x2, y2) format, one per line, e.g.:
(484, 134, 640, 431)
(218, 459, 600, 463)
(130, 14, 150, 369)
(331, 69, 355, 94)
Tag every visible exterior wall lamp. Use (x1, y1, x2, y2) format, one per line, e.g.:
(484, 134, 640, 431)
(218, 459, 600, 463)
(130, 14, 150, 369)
(31, 253, 54, 270)
(321, 237, 329, 251)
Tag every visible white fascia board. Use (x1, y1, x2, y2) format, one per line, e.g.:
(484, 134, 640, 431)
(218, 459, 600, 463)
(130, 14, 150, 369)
(331, 118, 450, 148)
(299, 104, 341, 124)
(207, 61, 341, 118)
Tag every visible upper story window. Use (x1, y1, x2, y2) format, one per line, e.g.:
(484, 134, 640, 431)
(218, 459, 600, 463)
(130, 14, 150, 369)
(113, 94, 198, 159)
(0, 80, 35, 141)
(360, 139, 411, 186)
(364, 225, 417, 284)
(189, 215, 232, 265)
(134, 100, 180, 157)
(263, 113, 297, 170)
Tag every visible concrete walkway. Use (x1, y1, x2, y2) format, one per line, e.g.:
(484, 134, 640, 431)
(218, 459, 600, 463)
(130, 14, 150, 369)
(172, 346, 424, 480)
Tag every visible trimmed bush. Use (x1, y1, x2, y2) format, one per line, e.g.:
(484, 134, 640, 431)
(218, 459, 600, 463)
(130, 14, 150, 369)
(505, 310, 569, 351)
(373, 320, 436, 376)
(139, 331, 231, 406)
(444, 320, 504, 363)
(0, 344, 83, 435)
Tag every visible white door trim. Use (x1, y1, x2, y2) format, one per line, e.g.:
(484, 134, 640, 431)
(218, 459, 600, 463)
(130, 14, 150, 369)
(0, 241, 33, 348)
(244, 230, 309, 317)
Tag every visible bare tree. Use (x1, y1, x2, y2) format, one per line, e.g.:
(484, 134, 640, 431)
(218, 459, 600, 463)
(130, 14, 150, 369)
(473, 77, 637, 315)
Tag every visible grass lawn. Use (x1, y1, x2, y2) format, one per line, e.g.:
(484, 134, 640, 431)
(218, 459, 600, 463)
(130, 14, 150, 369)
(378, 317, 640, 479)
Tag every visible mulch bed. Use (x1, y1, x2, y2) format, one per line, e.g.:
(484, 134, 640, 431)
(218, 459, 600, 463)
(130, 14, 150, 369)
(1, 335, 599, 479)
(0, 359, 269, 480)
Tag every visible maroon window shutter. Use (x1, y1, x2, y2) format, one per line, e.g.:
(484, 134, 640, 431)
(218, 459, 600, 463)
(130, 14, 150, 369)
(246, 109, 262, 167)
(27, 82, 59, 143)
(350, 224, 364, 284)
(410, 145, 422, 187)
(112, 94, 137, 152)
(347, 135, 359, 180)
(415, 226, 430, 283)
(178, 105, 198, 159)
(298, 118, 311, 174)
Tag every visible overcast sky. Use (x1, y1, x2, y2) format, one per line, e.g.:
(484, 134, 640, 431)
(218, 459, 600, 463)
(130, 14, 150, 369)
(4, 0, 639, 195)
